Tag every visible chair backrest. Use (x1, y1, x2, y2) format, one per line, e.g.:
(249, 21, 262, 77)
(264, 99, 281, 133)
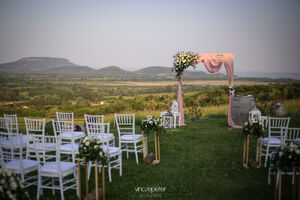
(261, 116, 269, 129)
(0, 117, 8, 132)
(24, 118, 46, 135)
(86, 122, 110, 145)
(56, 112, 74, 122)
(268, 117, 290, 138)
(32, 135, 62, 168)
(280, 127, 300, 145)
(115, 114, 135, 136)
(52, 120, 60, 137)
(4, 114, 19, 134)
(84, 114, 104, 124)
(0, 132, 25, 164)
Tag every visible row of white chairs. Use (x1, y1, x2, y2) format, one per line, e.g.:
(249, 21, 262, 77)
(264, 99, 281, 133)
(0, 112, 145, 200)
(256, 116, 300, 185)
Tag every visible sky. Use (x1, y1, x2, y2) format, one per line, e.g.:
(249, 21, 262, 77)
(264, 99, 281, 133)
(0, 0, 299, 74)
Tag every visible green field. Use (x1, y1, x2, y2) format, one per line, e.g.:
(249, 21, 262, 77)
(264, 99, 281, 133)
(25, 116, 300, 200)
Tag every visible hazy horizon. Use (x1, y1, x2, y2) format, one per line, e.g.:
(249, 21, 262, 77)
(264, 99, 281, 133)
(0, 0, 299, 74)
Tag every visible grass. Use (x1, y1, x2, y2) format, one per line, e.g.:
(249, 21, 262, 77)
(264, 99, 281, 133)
(25, 116, 300, 200)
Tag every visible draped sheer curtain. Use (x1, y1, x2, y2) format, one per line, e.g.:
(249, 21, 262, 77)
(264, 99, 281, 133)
(176, 53, 241, 128)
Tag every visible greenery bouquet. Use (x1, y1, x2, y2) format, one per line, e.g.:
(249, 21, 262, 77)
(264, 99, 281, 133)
(77, 136, 108, 164)
(173, 52, 199, 80)
(242, 120, 264, 137)
(141, 115, 165, 135)
(271, 142, 300, 170)
(0, 169, 30, 200)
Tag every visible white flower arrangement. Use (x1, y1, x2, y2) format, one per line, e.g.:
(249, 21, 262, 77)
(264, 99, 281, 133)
(77, 136, 108, 164)
(141, 115, 165, 135)
(173, 52, 199, 80)
(0, 169, 30, 200)
(271, 142, 300, 170)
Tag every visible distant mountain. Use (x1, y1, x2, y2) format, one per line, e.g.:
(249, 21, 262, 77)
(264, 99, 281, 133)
(0, 57, 94, 74)
(0, 57, 229, 80)
(95, 66, 134, 77)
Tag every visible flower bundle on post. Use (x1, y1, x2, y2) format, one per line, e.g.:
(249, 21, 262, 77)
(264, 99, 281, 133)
(77, 136, 108, 164)
(0, 169, 30, 200)
(77, 136, 108, 200)
(271, 143, 300, 170)
(242, 120, 265, 168)
(270, 143, 300, 200)
(173, 52, 199, 80)
(141, 115, 165, 163)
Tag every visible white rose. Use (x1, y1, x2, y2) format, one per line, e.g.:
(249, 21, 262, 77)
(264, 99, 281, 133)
(100, 152, 103, 157)
(288, 155, 292, 159)
(279, 152, 284, 157)
(296, 149, 300, 155)
(85, 142, 90, 146)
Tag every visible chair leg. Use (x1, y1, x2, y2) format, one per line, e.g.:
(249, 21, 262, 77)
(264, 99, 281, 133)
(126, 144, 129, 159)
(37, 175, 41, 200)
(119, 153, 122, 176)
(52, 177, 55, 195)
(59, 176, 64, 200)
(134, 142, 139, 164)
(108, 163, 112, 182)
(265, 145, 270, 167)
(268, 166, 271, 185)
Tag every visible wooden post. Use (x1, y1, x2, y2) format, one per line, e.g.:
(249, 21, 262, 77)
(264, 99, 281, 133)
(278, 170, 282, 200)
(246, 134, 250, 168)
(293, 168, 297, 200)
(243, 136, 246, 166)
(158, 135, 160, 161)
(85, 163, 89, 196)
(142, 131, 145, 158)
(78, 159, 82, 200)
(102, 166, 105, 200)
(259, 136, 263, 168)
(274, 172, 278, 200)
(95, 161, 98, 200)
(155, 133, 158, 161)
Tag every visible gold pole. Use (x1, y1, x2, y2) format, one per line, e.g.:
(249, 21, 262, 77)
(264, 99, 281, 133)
(158, 135, 160, 161)
(297, 168, 300, 200)
(278, 170, 282, 200)
(102, 166, 105, 200)
(256, 137, 259, 162)
(243, 136, 246, 165)
(146, 136, 148, 156)
(85, 163, 88, 196)
(246, 134, 250, 168)
(95, 161, 98, 200)
(142, 131, 145, 158)
(274, 173, 278, 200)
(293, 168, 296, 200)
(155, 133, 157, 160)
(259, 136, 263, 168)
(78, 160, 81, 200)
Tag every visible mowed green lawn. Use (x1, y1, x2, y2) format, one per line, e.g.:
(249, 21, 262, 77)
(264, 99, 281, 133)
(28, 116, 300, 200)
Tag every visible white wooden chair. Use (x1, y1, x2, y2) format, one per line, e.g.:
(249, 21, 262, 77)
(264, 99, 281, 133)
(35, 135, 78, 200)
(84, 114, 115, 146)
(260, 117, 290, 167)
(160, 100, 181, 128)
(4, 114, 19, 134)
(25, 118, 56, 163)
(86, 122, 122, 182)
(56, 112, 85, 140)
(53, 120, 82, 164)
(115, 114, 143, 164)
(0, 132, 38, 187)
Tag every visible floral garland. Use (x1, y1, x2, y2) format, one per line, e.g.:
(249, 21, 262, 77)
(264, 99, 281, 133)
(271, 142, 300, 170)
(242, 120, 264, 137)
(77, 136, 108, 164)
(141, 115, 165, 136)
(0, 169, 30, 200)
(173, 51, 199, 80)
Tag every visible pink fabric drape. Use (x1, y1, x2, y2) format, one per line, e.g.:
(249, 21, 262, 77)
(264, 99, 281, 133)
(177, 73, 185, 126)
(176, 53, 241, 128)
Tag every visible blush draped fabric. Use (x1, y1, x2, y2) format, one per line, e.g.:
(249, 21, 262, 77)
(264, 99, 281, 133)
(176, 53, 241, 128)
